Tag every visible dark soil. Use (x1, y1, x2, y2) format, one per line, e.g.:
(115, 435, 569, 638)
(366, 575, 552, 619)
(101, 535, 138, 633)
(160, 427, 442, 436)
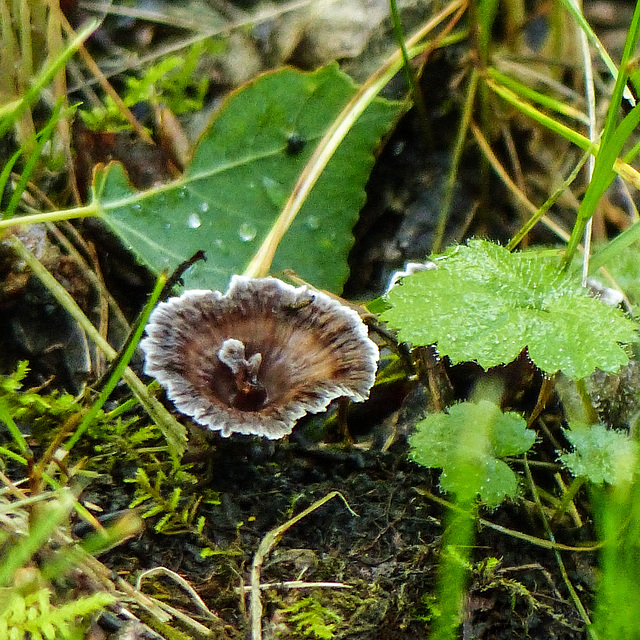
(89, 426, 593, 639)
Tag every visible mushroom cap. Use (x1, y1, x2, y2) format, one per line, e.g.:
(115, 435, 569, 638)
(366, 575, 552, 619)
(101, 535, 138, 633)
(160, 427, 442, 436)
(140, 276, 379, 439)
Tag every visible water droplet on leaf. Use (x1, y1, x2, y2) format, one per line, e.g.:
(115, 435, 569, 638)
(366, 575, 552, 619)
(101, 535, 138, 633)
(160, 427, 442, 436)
(306, 216, 320, 230)
(238, 222, 257, 242)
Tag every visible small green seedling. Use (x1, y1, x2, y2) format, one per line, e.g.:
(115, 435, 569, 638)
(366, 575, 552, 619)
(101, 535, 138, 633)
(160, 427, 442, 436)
(560, 423, 638, 486)
(410, 400, 535, 508)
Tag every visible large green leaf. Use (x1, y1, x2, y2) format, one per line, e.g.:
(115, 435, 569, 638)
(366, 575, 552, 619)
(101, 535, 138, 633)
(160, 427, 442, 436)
(92, 64, 401, 292)
(380, 239, 639, 379)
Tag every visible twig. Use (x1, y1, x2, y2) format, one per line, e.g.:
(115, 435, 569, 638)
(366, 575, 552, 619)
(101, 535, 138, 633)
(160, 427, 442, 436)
(137, 566, 221, 622)
(414, 487, 603, 553)
(238, 580, 351, 593)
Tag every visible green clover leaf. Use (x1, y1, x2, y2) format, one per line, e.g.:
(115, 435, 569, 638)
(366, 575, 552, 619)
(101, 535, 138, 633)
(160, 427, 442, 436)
(381, 239, 638, 379)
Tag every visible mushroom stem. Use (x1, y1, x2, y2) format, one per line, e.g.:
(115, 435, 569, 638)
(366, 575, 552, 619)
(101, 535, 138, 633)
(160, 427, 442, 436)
(218, 339, 266, 410)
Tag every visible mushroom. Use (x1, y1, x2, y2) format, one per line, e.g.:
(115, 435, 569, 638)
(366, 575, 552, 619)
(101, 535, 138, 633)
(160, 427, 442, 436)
(140, 276, 379, 439)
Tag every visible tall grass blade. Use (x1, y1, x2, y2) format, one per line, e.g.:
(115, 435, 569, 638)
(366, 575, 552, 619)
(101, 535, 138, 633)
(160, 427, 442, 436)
(563, 3, 640, 265)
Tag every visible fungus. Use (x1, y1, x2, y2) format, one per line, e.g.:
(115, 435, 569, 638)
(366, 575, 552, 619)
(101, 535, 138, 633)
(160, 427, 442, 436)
(140, 275, 379, 439)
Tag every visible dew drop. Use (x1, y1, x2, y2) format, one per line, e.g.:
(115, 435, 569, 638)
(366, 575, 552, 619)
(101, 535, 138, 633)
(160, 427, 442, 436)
(188, 213, 202, 229)
(238, 222, 257, 242)
(305, 215, 319, 231)
(132, 203, 141, 211)
(200, 202, 210, 213)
